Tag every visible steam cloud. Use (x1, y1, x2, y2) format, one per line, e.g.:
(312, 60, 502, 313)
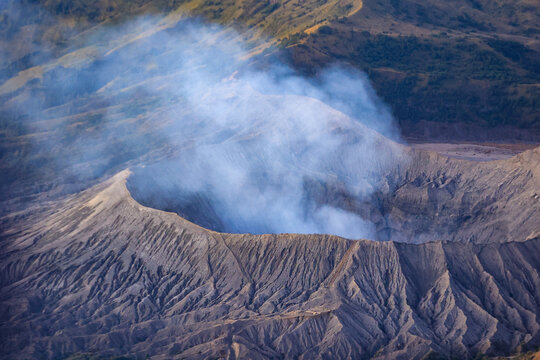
(0, 6, 405, 239)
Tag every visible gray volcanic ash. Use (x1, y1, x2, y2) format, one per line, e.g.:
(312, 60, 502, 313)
(1, 160, 539, 359)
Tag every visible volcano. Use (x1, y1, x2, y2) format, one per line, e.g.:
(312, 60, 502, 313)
(1, 2, 540, 359)
(1, 127, 539, 359)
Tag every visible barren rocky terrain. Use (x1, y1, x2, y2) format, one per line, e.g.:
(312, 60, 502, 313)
(1, 143, 539, 359)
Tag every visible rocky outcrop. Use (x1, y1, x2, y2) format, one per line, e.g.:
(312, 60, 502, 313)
(1, 169, 538, 359)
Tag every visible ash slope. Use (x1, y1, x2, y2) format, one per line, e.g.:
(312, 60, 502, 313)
(367, 145, 540, 243)
(1, 158, 540, 359)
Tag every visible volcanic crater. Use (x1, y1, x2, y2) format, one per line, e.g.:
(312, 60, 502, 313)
(127, 145, 540, 244)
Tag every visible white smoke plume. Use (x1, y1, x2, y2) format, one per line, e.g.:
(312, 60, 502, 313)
(0, 5, 406, 239)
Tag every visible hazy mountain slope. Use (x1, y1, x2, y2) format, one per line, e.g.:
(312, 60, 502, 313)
(2, 0, 539, 142)
(0, 0, 361, 64)
(0, 0, 365, 209)
(0, 168, 539, 359)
